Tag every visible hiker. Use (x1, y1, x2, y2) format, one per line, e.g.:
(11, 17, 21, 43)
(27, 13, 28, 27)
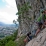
(26, 32, 33, 41)
(24, 32, 33, 43)
(35, 9, 46, 36)
(24, 9, 46, 43)
(26, 29, 37, 41)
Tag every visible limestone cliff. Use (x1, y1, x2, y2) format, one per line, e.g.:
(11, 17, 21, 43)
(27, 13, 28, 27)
(26, 28, 46, 46)
(15, 0, 46, 37)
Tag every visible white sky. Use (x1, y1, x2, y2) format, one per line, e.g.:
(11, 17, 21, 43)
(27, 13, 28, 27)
(0, 0, 18, 24)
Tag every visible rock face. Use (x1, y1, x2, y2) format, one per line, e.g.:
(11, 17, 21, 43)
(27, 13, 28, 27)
(15, 0, 46, 37)
(26, 28, 46, 46)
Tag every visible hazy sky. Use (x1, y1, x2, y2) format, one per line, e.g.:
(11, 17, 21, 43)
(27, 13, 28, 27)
(0, 0, 18, 24)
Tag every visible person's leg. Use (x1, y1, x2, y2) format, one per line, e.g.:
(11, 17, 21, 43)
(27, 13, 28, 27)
(44, 19, 46, 27)
(41, 19, 46, 29)
(32, 29, 37, 37)
(35, 28, 40, 36)
(27, 37, 30, 42)
(38, 22, 42, 29)
(29, 36, 33, 40)
(35, 22, 42, 36)
(24, 37, 28, 43)
(27, 35, 33, 42)
(42, 24, 45, 29)
(44, 19, 46, 25)
(35, 21, 45, 36)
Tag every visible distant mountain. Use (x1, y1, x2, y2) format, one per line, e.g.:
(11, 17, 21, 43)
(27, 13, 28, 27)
(0, 22, 19, 27)
(0, 22, 5, 26)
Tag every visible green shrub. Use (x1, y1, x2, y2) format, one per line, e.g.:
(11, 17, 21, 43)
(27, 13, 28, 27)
(0, 30, 26, 46)
(16, 3, 32, 16)
(16, 36, 26, 46)
(0, 29, 18, 46)
(5, 40, 17, 46)
(16, 2, 32, 24)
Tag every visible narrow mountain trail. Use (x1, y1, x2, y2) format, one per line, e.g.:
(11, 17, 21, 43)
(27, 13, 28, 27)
(26, 28, 46, 46)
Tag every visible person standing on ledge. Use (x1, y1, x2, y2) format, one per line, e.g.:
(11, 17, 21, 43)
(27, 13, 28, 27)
(35, 9, 46, 36)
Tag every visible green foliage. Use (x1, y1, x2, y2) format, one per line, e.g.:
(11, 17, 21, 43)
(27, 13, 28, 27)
(16, 2, 32, 23)
(18, 36, 26, 46)
(0, 39, 7, 46)
(28, 17, 31, 20)
(13, 20, 17, 24)
(4, 29, 18, 41)
(5, 40, 17, 46)
(16, 36, 26, 46)
(17, 16, 21, 23)
(0, 30, 18, 46)
(16, 2, 32, 16)
(0, 30, 26, 46)
(13, 30, 18, 40)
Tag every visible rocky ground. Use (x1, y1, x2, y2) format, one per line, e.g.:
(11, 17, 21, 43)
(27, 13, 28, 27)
(26, 28, 46, 46)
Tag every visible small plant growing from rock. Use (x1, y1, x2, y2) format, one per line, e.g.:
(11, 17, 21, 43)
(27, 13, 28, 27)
(16, 2, 32, 23)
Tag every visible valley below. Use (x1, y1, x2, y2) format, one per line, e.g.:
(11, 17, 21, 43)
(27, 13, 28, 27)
(0, 23, 18, 39)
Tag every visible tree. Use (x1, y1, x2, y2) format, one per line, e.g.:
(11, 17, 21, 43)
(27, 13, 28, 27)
(5, 40, 17, 46)
(13, 20, 16, 24)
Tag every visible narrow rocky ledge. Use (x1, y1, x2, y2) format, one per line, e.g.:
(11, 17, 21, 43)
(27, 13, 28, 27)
(26, 28, 46, 46)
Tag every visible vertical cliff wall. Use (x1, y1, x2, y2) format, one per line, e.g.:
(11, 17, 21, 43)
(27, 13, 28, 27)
(15, 0, 46, 37)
